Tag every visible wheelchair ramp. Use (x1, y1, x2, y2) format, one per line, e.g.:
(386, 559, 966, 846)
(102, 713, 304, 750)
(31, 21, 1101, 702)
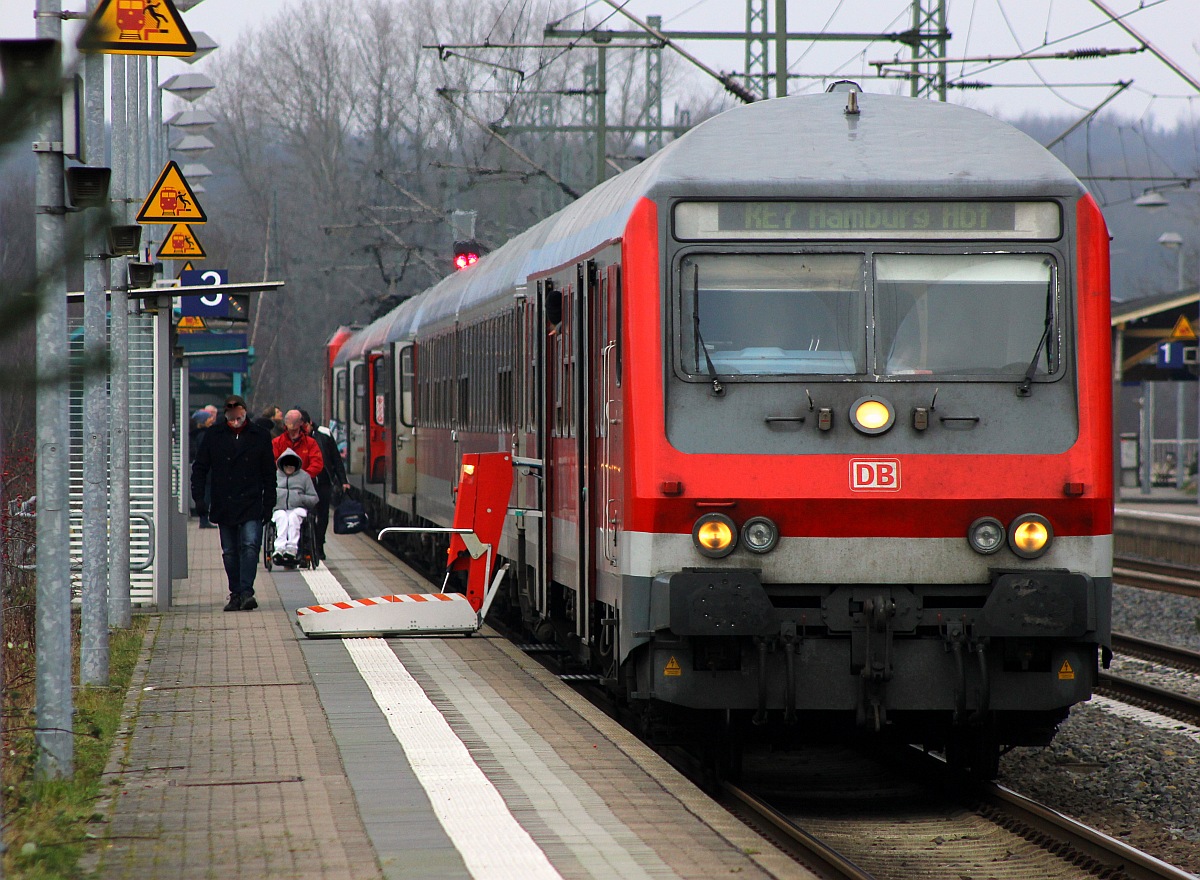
(296, 592, 478, 638)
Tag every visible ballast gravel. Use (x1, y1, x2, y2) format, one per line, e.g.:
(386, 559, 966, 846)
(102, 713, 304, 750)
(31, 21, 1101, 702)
(996, 583, 1200, 875)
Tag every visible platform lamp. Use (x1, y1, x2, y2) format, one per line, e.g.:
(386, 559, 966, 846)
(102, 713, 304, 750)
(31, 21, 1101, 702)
(1158, 232, 1185, 292)
(1134, 189, 1169, 210)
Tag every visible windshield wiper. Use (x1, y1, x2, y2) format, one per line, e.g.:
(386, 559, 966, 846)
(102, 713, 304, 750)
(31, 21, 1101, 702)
(691, 264, 724, 396)
(1017, 262, 1057, 398)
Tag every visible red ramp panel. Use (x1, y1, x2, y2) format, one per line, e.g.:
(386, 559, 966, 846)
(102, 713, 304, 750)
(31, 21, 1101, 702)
(446, 452, 513, 611)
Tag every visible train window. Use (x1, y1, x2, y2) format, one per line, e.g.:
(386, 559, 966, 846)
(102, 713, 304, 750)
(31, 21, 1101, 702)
(352, 364, 366, 425)
(678, 253, 866, 376)
(875, 254, 1058, 378)
(334, 370, 348, 426)
(372, 355, 388, 427)
(399, 346, 414, 427)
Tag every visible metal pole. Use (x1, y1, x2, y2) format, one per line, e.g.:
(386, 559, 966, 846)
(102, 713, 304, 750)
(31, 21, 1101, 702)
(81, 1, 109, 686)
(595, 45, 606, 188)
(774, 0, 787, 97)
(1140, 381, 1153, 495)
(1176, 381, 1185, 491)
(109, 54, 131, 629)
(34, 0, 74, 778)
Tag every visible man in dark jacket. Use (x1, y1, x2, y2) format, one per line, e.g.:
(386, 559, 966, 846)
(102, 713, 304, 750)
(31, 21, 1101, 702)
(190, 394, 276, 611)
(299, 410, 349, 560)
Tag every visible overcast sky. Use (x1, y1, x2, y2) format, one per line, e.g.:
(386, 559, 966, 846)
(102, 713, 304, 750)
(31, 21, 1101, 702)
(1, 0, 1198, 127)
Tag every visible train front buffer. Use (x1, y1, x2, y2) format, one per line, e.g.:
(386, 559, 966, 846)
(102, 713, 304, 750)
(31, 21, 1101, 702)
(630, 566, 1106, 739)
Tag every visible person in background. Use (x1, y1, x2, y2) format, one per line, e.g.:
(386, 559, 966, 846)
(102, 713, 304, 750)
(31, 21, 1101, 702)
(260, 404, 285, 438)
(189, 409, 217, 528)
(299, 409, 349, 560)
(270, 448, 318, 565)
(273, 409, 323, 482)
(190, 394, 275, 612)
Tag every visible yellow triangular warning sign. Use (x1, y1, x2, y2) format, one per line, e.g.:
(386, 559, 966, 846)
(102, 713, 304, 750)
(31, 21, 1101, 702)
(78, 0, 196, 57)
(664, 656, 682, 677)
(1170, 315, 1197, 340)
(137, 161, 206, 224)
(1057, 660, 1075, 681)
(181, 261, 195, 272)
(157, 223, 206, 260)
(176, 315, 207, 333)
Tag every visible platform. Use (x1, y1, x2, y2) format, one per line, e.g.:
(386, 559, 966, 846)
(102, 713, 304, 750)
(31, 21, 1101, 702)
(90, 520, 812, 880)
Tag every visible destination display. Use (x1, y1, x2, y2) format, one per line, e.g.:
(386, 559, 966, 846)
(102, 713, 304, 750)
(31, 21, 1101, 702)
(674, 200, 1061, 241)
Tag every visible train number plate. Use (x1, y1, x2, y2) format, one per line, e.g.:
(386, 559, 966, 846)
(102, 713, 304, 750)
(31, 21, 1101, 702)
(850, 458, 901, 491)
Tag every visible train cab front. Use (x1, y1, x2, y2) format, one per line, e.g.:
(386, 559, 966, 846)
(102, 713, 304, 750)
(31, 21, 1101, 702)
(619, 191, 1113, 776)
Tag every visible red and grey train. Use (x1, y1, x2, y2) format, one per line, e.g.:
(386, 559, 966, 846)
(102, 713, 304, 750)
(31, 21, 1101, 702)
(325, 85, 1113, 778)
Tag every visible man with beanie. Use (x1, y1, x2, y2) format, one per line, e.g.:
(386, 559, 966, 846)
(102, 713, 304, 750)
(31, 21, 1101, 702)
(190, 395, 276, 611)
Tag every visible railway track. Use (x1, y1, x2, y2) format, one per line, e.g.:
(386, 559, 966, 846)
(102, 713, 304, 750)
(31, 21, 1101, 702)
(721, 748, 1197, 880)
(1113, 555, 1200, 599)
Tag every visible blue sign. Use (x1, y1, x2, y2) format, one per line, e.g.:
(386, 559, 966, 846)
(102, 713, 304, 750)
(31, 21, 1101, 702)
(1158, 341, 1186, 369)
(179, 268, 233, 317)
(180, 268, 228, 287)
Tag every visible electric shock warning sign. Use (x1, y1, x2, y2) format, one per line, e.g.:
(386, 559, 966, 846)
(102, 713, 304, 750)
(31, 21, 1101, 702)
(1058, 660, 1075, 681)
(663, 657, 682, 677)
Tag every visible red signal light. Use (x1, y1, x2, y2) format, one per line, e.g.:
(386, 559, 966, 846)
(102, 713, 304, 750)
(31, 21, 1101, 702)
(453, 239, 481, 271)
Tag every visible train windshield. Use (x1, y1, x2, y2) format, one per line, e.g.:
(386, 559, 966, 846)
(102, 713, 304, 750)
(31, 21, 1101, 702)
(679, 253, 867, 376)
(875, 254, 1056, 378)
(676, 252, 1057, 380)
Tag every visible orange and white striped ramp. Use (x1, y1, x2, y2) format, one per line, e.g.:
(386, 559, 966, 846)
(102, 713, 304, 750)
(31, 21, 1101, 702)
(296, 591, 479, 637)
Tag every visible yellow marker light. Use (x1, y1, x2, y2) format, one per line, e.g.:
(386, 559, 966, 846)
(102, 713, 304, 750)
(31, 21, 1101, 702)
(1008, 513, 1053, 558)
(461, 463, 476, 476)
(693, 513, 737, 558)
(850, 396, 895, 435)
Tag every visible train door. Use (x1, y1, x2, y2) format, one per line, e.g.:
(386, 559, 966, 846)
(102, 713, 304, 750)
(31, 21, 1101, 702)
(595, 263, 623, 606)
(347, 360, 367, 477)
(516, 293, 546, 624)
(543, 263, 593, 654)
(392, 344, 417, 497)
(367, 352, 390, 483)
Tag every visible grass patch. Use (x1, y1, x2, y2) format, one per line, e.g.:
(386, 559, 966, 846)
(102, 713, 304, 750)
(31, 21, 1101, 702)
(3, 616, 150, 879)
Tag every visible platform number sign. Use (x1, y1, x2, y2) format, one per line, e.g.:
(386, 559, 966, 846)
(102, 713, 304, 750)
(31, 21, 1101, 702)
(1157, 341, 1198, 369)
(177, 269, 245, 319)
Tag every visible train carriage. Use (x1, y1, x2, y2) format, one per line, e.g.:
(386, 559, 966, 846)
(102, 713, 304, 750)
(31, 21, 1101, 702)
(329, 84, 1112, 778)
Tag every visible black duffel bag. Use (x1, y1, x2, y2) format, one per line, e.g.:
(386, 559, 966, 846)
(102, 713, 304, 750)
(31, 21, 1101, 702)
(333, 497, 368, 535)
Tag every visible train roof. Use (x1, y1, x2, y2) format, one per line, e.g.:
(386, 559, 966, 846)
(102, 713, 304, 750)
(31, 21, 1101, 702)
(334, 90, 1083, 362)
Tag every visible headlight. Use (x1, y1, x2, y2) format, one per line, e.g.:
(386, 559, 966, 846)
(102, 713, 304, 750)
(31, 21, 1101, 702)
(693, 513, 737, 558)
(850, 396, 895, 435)
(1008, 513, 1053, 558)
(967, 517, 1005, 555)
(741, 516, 779, 554)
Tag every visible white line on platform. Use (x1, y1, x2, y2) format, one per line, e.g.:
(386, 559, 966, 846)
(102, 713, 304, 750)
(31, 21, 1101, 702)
(300, 566, 563, 880)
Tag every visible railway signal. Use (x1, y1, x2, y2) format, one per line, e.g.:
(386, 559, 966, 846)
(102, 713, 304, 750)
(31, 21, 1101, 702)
(453, 239, 480, 270)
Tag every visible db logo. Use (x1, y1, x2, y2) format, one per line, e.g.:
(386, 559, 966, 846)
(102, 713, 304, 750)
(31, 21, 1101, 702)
(850, 458, 901, 491)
